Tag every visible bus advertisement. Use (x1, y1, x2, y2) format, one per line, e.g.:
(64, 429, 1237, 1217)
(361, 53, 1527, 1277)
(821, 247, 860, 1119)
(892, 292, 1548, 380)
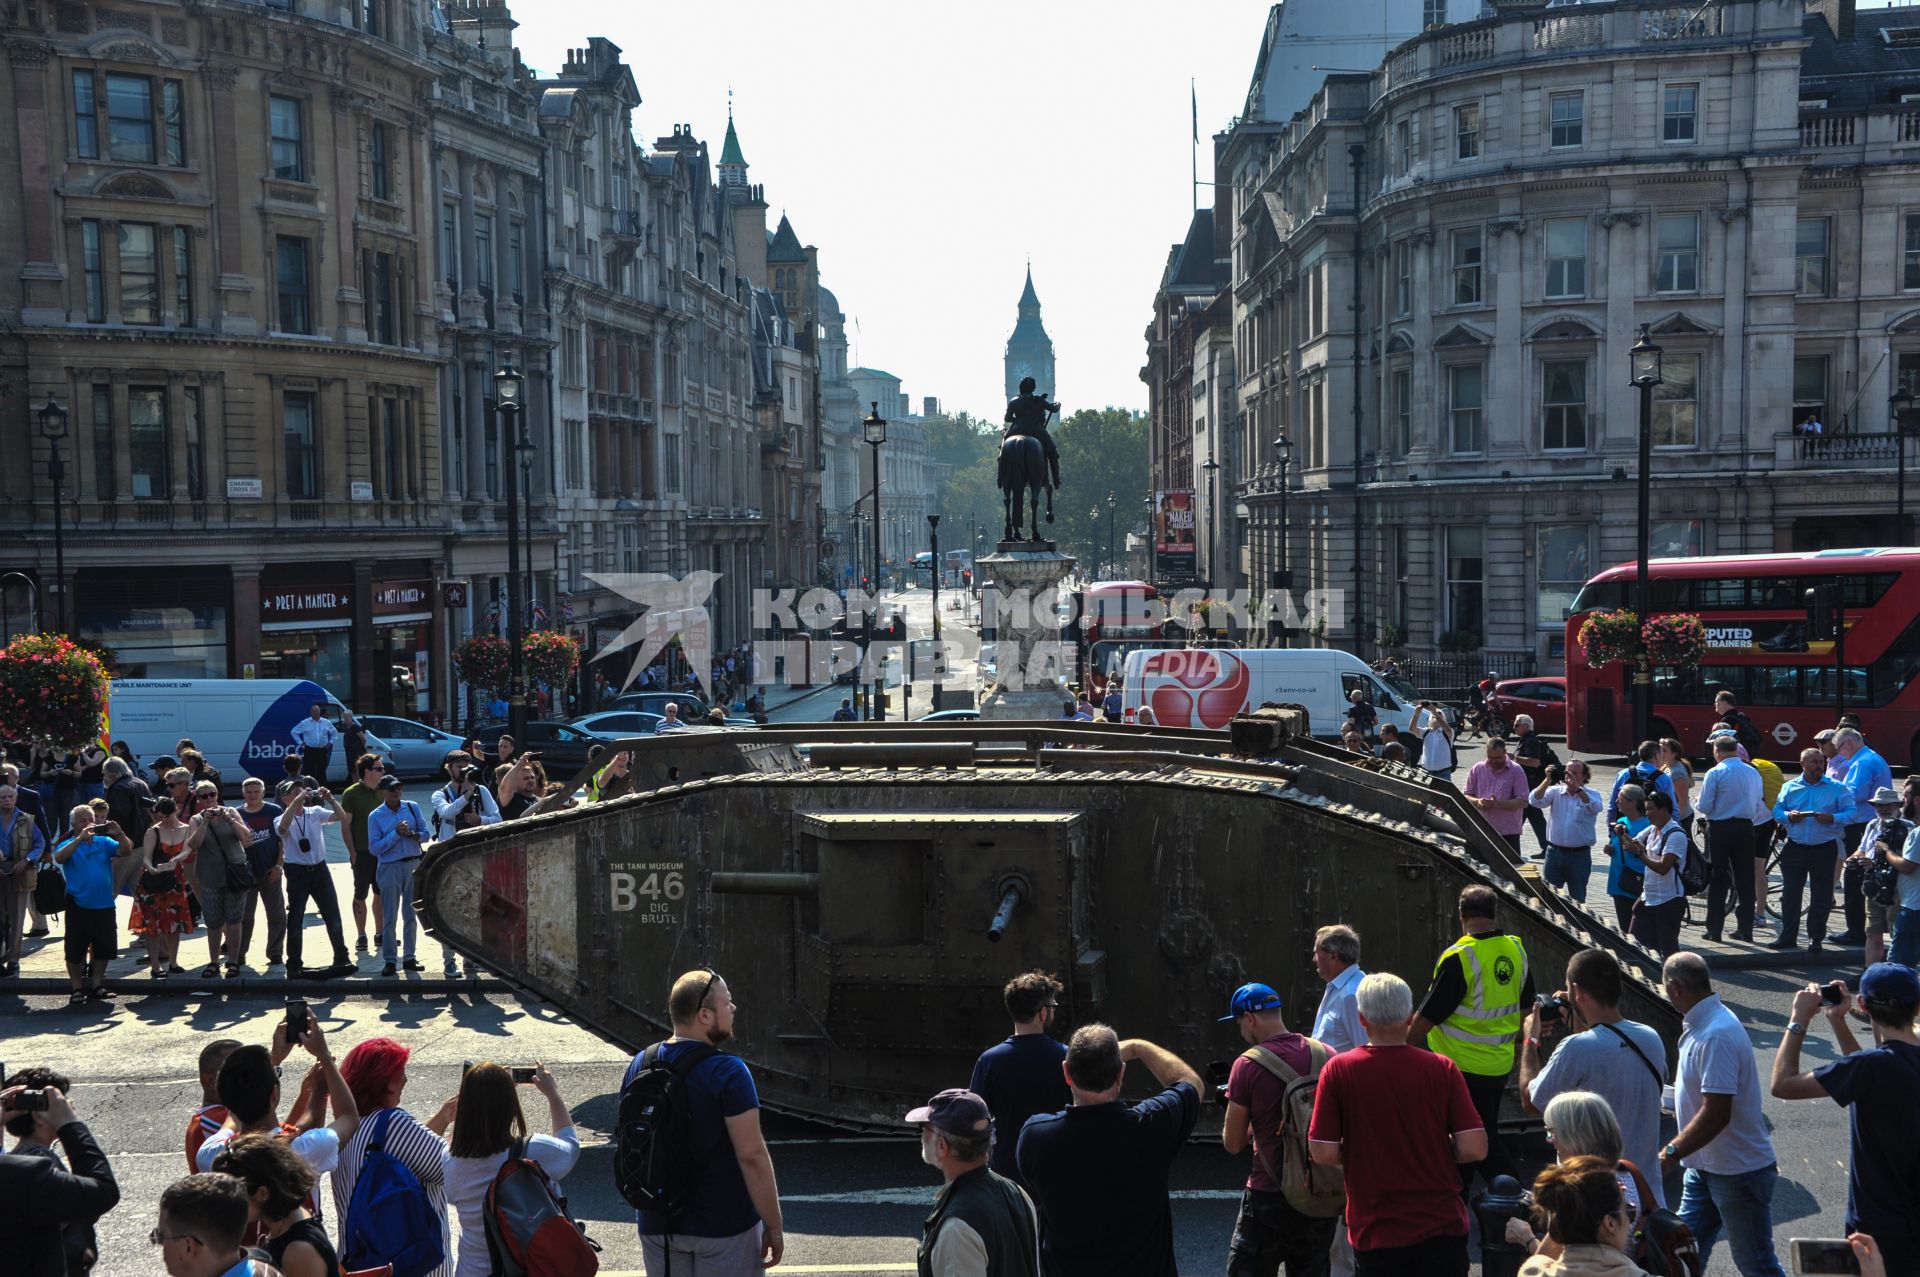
(1563, 548, 1920, 765)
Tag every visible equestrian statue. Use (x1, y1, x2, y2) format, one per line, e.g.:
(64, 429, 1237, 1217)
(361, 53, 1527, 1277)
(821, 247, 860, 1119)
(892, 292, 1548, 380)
(999, 376, 1061, 542)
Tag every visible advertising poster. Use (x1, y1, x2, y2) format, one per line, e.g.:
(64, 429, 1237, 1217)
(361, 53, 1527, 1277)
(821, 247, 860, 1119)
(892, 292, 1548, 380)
(1156, 490, 1197, 582)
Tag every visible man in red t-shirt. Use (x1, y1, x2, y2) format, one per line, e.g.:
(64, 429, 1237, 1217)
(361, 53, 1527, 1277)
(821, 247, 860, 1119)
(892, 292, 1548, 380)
(1219, 981, 1339, 1276)
(182, 1037, 241, 1173)
(1307, 972, 1486, 1277)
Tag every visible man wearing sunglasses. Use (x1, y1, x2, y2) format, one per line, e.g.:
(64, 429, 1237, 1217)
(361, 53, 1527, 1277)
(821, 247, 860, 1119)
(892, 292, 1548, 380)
(0, 1074, 119, 1277)
(627, 968, 785, 1275)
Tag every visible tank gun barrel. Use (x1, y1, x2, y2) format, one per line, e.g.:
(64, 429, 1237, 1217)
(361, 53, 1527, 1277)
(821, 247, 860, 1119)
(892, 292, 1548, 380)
(987, 880, 1026, 942)
(710, 872, 821, 896)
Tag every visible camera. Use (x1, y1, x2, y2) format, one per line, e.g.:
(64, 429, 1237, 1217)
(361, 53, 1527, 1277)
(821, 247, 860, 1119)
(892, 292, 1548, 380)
(1819, 980, 1848, 1006)
(1546, 763, 1564, 783)
(300, 776, 320, 792)
(462, 765, 483, 781)
(1205, 1060, 1232, 1106)
(1536, 994, 1568, 1024)
(136, 794, 158, 809)
(12, 1089, 48, 1112)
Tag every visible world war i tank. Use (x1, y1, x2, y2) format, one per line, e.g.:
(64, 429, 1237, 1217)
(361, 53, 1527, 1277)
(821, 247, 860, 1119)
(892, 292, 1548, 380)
(416, 710, 1683, 1129)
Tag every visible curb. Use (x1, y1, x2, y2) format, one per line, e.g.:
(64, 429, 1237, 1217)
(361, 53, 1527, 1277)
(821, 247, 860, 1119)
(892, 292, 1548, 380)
(3, 974, 512, 998)
(1701, 944, 1866, 972)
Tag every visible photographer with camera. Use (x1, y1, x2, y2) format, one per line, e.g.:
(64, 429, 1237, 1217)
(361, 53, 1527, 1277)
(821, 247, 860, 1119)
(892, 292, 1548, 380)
(1846, 789, 1910, 968)
(1770, 964, 1920, 1274)
(429, 752, 499, 843)
(276, 779, 353, 978)
(1519, 950, 1669, 1208)
(53, 805, 133, 1005)
(0, 1070, 120, 1277)
(1528, 760, 1602, 903)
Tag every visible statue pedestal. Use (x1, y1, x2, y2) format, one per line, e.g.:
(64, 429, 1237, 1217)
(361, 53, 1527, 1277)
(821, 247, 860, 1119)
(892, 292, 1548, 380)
(977, 544, 1077, 721)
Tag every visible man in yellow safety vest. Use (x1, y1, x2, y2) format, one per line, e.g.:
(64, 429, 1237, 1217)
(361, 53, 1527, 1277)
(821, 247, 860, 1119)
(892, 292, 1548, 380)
(1409, 884, 1533, 1191)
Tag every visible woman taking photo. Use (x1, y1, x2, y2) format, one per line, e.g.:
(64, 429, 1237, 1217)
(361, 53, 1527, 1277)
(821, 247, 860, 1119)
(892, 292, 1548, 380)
(1518, 1155, 1653, 1276)
(211, 1132, 342, 1277)
(441, 1062, 579, 1277)
(132, 796, 193, 978)
(333, 1037, 455, 1277)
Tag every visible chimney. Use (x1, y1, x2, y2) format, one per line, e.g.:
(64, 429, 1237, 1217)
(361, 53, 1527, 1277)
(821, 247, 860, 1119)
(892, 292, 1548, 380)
(1813, 0, 1855, 39)
(923, 396, 940, 416)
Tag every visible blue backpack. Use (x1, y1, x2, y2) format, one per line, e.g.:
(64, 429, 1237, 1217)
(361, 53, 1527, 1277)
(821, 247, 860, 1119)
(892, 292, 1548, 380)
(342, 1109, 446, 1277)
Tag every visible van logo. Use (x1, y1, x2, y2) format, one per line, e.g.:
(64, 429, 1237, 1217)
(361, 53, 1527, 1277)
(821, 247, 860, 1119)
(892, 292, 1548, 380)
(1142, 650, 1249, 730)
(238, 681, 327, 781)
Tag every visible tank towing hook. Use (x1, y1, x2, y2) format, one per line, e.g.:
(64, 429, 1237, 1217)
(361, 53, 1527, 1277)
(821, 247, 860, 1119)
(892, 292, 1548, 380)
(987, 873, 1032, 943)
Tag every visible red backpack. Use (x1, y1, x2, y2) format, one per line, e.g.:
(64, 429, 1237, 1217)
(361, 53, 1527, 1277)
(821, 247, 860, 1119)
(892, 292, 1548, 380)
(483, 1141, 601, 1277)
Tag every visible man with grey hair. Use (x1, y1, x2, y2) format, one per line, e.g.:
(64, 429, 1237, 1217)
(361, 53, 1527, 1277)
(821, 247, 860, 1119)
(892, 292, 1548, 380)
(1016, 1025, 1200, 1277)
(1311, 925, 1367, 1053)
(1309, 973, 1485, 1276)
(1660, 952, 1783, 1276)
(101, 755, 152, 894)
(909, 1088, 1040, 1277)
(1833, 725, 1892, 946)
(1510, 713, 1558, 858)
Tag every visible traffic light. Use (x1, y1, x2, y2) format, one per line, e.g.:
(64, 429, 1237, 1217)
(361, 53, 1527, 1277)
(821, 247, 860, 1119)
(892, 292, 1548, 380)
(961, 570, 972, 585)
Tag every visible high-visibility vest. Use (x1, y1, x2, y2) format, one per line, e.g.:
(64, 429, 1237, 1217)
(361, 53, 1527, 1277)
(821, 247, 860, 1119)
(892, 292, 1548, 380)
(1426, 931, 1529, 1076)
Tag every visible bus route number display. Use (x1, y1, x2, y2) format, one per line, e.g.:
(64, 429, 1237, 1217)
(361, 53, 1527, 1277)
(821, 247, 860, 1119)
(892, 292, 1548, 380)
(611, 860, 686, 924)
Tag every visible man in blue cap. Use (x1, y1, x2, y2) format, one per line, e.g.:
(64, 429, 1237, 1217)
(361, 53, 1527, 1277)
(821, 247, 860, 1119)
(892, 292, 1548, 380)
(1769, 963, 1920, 1273)
(1219, 982, 1341, 1276)
(908, 1088, 1041, 1277)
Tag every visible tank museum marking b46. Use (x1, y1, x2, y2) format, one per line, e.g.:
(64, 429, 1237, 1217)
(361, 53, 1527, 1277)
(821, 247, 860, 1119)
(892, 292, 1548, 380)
(416, 708, 1684, 1129)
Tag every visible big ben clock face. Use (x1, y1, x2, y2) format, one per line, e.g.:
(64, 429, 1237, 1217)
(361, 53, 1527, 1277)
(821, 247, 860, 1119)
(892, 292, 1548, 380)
(1012, 361, 1035, 390)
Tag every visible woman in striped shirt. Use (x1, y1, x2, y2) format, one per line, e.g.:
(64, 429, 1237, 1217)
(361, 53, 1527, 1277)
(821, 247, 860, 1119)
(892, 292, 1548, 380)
(333, 1037, 456, 1277)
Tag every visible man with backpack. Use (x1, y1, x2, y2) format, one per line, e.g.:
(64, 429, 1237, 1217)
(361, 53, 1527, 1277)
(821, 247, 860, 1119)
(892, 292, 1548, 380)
(1509, 716, 1559, 858)
(620, 969, 783, 1275)
(1608, 740, 1676, 827)
(907, 1088, 1041, 1277)
(1714, 691, 1763, 757)
(1218, 982, 1342, 1276)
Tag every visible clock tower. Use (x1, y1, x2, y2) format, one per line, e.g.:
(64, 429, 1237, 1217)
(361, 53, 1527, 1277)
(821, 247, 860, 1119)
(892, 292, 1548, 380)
(1005, 266, 1056, 402)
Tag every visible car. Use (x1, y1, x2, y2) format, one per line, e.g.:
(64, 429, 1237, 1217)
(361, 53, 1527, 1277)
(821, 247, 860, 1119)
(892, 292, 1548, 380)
(571, 709, 667, 739)
(358, 715, 468, 779)
(468, 720, 602, 779)
(1488, 676, 1568, 736)
(916, 709, 980, 722)
(607, 690, 710, 719)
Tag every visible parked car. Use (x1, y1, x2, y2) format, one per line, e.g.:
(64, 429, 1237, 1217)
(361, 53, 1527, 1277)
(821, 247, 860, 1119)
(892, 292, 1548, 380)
(468, 720, 601, 779)
(917, 709, 980, 722)
(571, 709, 667, 739)
(359, 715, 467, 779)
(607, 690, 710, 719)
(1487, 676, 1568, 736)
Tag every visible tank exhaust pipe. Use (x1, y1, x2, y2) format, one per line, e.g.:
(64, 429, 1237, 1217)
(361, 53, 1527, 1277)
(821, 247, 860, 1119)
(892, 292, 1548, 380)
(987, 875, 1030, 942)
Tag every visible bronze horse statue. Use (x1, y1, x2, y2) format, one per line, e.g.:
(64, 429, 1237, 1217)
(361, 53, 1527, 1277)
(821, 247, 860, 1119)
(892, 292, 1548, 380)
(999, 434, 1055, 542)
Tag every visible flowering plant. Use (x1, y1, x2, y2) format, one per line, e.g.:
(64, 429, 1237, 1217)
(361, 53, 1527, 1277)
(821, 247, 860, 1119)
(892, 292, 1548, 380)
(1642, 613, 1708, 667)
(1578, 609, 1640, 668)
(523, 630, 580, 689)
(0, 633, 111, 748)
(454, 634, 510, 692)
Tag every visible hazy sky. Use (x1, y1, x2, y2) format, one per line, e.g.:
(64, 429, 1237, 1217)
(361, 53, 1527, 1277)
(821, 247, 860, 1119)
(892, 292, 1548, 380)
(511, 1, 1271, 419)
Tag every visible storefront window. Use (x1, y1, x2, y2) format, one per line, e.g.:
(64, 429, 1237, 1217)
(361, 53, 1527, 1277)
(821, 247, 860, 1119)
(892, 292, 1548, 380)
(258, 630, 352, 694)
(78, 604, 227, 678)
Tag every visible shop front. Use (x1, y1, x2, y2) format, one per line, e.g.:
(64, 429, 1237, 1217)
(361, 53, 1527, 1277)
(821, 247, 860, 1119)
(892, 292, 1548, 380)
(257, 568, 436, 715)
(258, 578, 354, 695)
(76, 570, 233, 678)
(371, 579, 433, 717)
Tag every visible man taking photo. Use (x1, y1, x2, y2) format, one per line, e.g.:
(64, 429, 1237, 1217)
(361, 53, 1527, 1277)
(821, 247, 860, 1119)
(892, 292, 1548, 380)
(0, 1070, 119, 1276)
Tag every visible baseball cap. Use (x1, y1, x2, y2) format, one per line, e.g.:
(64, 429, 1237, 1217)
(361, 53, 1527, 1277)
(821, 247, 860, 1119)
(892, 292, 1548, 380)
(1218, 982, 1284, 1022)
(1860, 962, 1920, 1007)
(377, 775, 405, 791)
(904, 1088, 991, 1138)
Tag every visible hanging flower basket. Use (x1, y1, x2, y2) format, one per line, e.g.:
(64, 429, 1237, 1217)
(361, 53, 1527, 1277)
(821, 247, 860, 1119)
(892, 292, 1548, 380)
(523, 630, 580, 689)
(0, 633, 111, 749)
(1578, 609, 1641, 668)
(1643, 613, 1709, 668)
(454, 634, 510, 693)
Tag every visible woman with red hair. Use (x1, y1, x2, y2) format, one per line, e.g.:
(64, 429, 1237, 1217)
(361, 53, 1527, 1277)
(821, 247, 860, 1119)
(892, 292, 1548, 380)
(331, 1036, 455, 1277)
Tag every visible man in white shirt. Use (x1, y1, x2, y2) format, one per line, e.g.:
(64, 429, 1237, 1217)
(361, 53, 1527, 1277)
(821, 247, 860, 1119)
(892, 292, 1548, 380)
(1695, 737, 1763, 942)
(1527, 760, 1603, 903)
(430, 752, 500, 842)
(1311, 924, 1368, 1053)
(1658, 951, 1785, 1277)
(288, 704, 339, 785)
(196, 1007, 360, 1188)
(276, 781, 353, 977)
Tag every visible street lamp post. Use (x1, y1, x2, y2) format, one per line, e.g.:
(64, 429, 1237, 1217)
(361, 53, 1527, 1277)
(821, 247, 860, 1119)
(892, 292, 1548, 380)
(1106, 490, 1117, 581)
(38, 394, 69, 635)
(495, 357, 528, 745)
(1628, 323, 1664, 747)
(864, 402, 888, 721)
(927, 513, 942, 712)
(1202, 457, 1221, 595)
(1892, 385, 1916, 538)
(1143, 494, 1155, 583)
(1273, 434, 1293, 647)
(1088, 503, 1101, 577)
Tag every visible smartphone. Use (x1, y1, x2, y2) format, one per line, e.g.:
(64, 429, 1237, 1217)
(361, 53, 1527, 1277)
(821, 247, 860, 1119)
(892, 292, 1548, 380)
(1789, 1238, 1861, 1274)
(510, 1066, 538, 1084)
(461, 1059, 474, 1080)
(284, 997, 308, 1045)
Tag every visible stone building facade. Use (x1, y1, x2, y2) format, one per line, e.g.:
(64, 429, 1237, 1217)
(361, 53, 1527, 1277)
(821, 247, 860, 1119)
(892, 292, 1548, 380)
(1219, 0, 1920, 669)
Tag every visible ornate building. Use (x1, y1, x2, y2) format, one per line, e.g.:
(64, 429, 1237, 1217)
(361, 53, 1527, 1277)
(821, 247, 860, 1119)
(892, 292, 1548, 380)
(1004, 266, 1055, 400)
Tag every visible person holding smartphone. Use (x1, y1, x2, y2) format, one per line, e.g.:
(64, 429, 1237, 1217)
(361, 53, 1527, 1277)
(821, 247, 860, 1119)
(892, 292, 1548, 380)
(1528, 760, 1603, 904)
(442, 1063, 577, 1277)
(276, 781, 354, 978)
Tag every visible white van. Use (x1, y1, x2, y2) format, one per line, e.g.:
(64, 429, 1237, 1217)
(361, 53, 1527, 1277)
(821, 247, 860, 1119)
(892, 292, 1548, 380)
(1119, 648, 1419, 737)
(108, 679, 391, 787)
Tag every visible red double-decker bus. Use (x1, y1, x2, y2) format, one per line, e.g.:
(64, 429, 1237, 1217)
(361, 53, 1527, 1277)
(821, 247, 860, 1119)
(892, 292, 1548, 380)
(1564, 548, 1920, 765)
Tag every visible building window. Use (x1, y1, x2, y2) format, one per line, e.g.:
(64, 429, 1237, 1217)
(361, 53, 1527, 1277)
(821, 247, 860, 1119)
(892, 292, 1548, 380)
(1536, 525, 1592, 628)
(1446, 526, 1485, 638)
(1447, 364, 1484, 454)
(1423, 0, 1445, 26)
(1655, 213, 1699, 292)
(370, 122, 390, 200)
(371, 251, 396, 344)
(1549, 91, 1584, 148)
(1541, 359, 1588, 451)
(284, 392, 317, 498)
(1663, 84, 1698, 143)
(1792, 355, 1827, 433)
(1393, 240, 1411, 316)
(173, 227, 193, 326)
(381, 397, 400, 498)
(163, 79, 185, 166)
(565, 419, 584, 489)
(475, 212, 493, 290)
(1899, 351, 1920, 400)
(81, 220, 104, 321)
(269, 95, 305, 181)
(73, 71, 98, 159)
(1451, 227, 1482, 305)
(360, 0, 384, 38)
(507, 220, 524, 299)
(1455, 102, 1480, 160)
(1650, 520, 1703, 558)
(1795, 218, 1829, 296)
(441, 204, 459, 290)
(183, 385, 203, 500)
(91, 385, 113, 499)
(1653, 354, 1700, 446)
(664, 431, 682, 493)
(118, 222, 159, 325)
(1905, 214, 1920, 291)
(128, 386, 169, 499)
(1391, 368, 1412, 457)
(106, 73, 156, 163)
(561, 327, 582, 387)
(1543, 218, 1586, 299)
(275, 236, 312, 334)
(1395, 117, 1413, 177)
